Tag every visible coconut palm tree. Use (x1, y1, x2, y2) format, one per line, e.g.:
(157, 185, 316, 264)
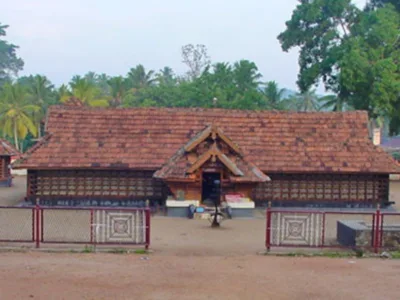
(127, 65, 155, 90)
(212, 63, 233, 88)
(28, 75, 55, 137)
(0, 83, 39, 151)
(84, 71, 98, 85)
(107, 76, 128, 107)
(232, 60, 262, 91)
(288, 90, 320, 112)
(318, 94, 353, 112)
(68, 77, 109, 107)
(57, 84, 71, 103)
(156, 67, 176, 86)
(262, 81, 287, 110)
(96, 73, 111, 95)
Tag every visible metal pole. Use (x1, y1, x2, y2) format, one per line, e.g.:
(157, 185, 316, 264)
(321, 212, 326, 247)
(145, 208, 151, 250)
(374, 204, 381, 254)
(266, 201, 272, 251)
(35, 205, 40, 248)
(90, 209, 94, 244)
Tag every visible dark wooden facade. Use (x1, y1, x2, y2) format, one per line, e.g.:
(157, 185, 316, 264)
(25, 169, 390, 207)
(27, 170, 169, 206)
(253, 173, 389, 207)
(0, 156, 11, 185)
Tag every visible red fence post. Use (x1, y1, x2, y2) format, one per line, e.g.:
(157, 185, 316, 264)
(374, 204, 381, 254)
(41, 208, 44, 243)
(265, 201, 272, 251)
(380, 212, 384, 248)
(31, 208, 35, 242)
(35, 205, 40, 248)
(145, 208, 151, 250)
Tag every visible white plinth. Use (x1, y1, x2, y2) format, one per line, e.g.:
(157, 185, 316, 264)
(166, 200, 200, 207)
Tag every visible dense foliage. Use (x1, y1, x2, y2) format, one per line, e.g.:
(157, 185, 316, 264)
(1, 0, 399, 151)
(278, 0, 400, 134)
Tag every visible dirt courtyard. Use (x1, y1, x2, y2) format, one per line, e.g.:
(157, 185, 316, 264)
(1, 177, 400, 299)
(0, 252, 399, 300)
(1, 218, 400, 300)
(0, 176, 26, 206)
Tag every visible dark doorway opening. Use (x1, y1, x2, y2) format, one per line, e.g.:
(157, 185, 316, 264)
(202, 172, 221, 206)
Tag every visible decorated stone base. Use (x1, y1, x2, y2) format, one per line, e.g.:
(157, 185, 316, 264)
(229, 202, 255, 218)
(166, 200, 200, 218)
(166, 200, 255, 218)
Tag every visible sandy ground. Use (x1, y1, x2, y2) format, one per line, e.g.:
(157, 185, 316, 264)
(1, 217, 399, 300)
(151, 217, 266, 256)
(1, 177, 400, 299)
(0, 252, 399, 300)
(0, 176, 26, 206)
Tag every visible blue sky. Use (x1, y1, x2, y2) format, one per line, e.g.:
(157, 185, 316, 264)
(2, 0, 367, 92)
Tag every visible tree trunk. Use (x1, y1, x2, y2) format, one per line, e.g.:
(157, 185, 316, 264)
(13, 121, 19, 151)
(37, 123, 41, 138)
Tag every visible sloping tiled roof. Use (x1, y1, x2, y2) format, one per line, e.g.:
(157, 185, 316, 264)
(0, 139, 20, 156)
(153, 125, 270, 182)
(13, 105, 400, 174)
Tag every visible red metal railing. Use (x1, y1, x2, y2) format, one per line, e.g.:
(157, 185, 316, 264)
(0, 206, 151, 249)
(265, 205, 390, 253)
(379, 212, 400, 251)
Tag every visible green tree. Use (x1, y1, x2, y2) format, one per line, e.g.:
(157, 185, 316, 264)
(156, 67, 176, 86)
(262, 81, 287, 109)
(84, 72, 110, 96)
(367, 0, 400, 11)
(0, 83, 39, 151)
(318, 94, 347, 111)
(26, 75, 55, 137)
(127, 65, 155, 89)
(107, 76, 128, 107)
(288, 90, 320, 112)
(340, 5, 400, 129)
(56, 84, 71, 103)
(232, 60, 262, 91)
(68, 77, 109, 107)
(0, 24, 24, 84)
(279, 1, 400, 133)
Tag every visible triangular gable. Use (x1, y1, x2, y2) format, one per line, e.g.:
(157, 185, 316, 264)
(184, 124, 241, 155)
(187, 143, 244, 176)
(154, 125, 269, 182)
(0, 139, 20, 156)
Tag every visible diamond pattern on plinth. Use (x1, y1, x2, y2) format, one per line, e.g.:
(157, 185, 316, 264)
(271, 212, 323, 246)
(94, 210, 146, 244)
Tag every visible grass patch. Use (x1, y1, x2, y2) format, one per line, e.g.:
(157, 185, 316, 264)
(270, 251, 360, 258)
(82, 245, 95, 253)
(390, 251, 400, 259)
(133, 249, 148, 254)
(108, 248, 149, 254)
(108, 248, 128, 254)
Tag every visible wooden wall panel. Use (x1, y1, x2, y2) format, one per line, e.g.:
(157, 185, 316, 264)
(0, 157, 5, 180)
(253, 173, 389, 204)
(28, 170, 169, 201)
(0, 156, 11, 180)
